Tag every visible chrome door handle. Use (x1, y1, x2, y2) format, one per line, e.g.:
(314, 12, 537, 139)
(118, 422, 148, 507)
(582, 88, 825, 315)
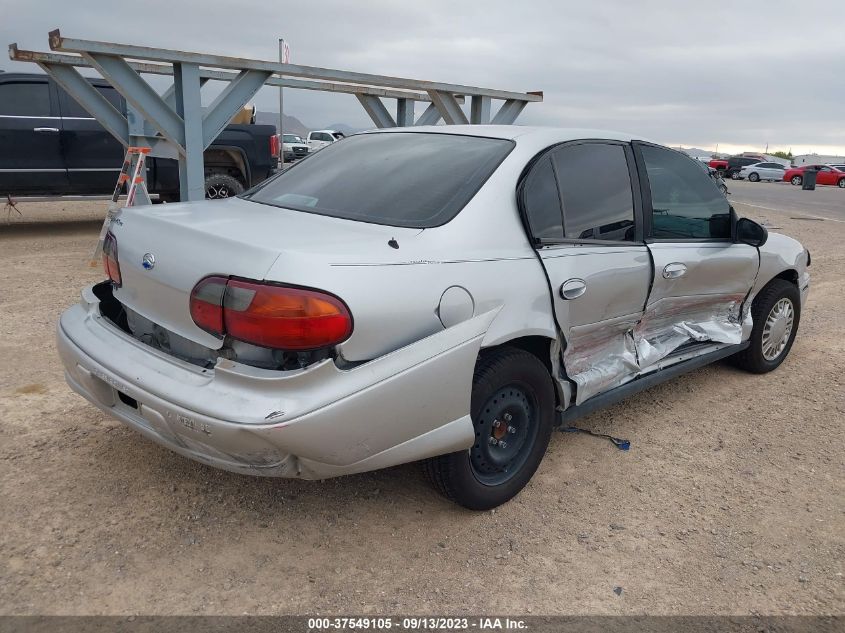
(33, 127, 59, 133)
(560, 278, 587, 300)
(663, 262, 688, 279)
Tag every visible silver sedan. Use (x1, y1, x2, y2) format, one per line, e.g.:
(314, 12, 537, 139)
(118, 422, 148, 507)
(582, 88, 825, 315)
(58, 126, 810, 509)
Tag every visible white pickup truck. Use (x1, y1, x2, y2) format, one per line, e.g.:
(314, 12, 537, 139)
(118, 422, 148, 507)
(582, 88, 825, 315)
(307, 129, 345, 152)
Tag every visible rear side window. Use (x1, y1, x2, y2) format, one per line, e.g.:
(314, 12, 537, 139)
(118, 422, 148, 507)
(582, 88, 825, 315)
(639, 144, 731, 240)
(0, 82, 51, 116)
(522, 157, 563, 241)
(58, 85, 124, 117)
(248, 132, 514, 228)
(552, 143, 635, 241)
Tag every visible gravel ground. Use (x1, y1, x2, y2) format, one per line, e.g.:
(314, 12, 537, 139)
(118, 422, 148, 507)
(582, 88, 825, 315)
(0, 199, 842, 616)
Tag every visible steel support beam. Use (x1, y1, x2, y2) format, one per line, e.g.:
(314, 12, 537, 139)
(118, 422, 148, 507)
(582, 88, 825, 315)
(491, 99, 527, 125)
(470, 95, 491, 124)
(427, 90, 469, 125)
(83, 52, 186, 152)
(414, 103, 442, 126)
(356, 94, 397, 128)
(173, 63, 205, 201)
(50, 30, 544, 103)
(202, 69, 272, 147)
(39, 62, 129, 144)
(396, 98, 414, 127)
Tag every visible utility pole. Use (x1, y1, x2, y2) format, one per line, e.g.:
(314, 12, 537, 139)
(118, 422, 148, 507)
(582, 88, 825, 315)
(279, 38, 289, 166)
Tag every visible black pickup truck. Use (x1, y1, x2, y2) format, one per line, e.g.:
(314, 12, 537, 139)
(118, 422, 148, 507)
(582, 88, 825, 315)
(0, 72, 277, 200)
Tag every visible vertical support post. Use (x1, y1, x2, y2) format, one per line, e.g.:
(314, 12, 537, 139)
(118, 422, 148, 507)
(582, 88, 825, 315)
(396, 98, 414, 127)
(470, 96, 491, 124)
(279, 38, 286, 166)
(173, 62, 205, 202)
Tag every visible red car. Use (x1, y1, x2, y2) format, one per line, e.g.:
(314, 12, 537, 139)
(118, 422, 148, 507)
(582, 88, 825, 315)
(783, 164, 845, 188)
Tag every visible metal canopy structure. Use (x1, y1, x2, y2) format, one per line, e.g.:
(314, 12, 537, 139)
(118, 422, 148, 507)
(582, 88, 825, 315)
(8, 30, 542, 202)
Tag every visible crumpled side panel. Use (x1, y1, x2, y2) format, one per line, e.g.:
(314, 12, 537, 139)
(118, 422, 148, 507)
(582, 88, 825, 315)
(564, 314, 641, 405)
(564, 294, 747, 405)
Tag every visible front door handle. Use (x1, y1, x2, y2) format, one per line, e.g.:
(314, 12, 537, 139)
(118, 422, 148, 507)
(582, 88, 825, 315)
(663, 262, 688, 279)
(560, 278, 587, 300)
(33, 127, 60, 134)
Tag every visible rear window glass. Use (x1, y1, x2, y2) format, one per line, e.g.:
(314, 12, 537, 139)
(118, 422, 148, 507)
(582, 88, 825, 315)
(247, 132, 514, 228)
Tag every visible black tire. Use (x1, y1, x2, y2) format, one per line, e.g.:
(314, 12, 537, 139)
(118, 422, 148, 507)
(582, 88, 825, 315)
(791, 175, 803, 186)
(731, 279, 801, 373)
(838, 178, 845, 189)
(424, 347, 555, 510)
(204, 172, 244, 199)
(748, 172, 760, 182)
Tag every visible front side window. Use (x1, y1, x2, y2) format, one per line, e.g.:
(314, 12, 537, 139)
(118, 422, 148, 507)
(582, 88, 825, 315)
(639, 144, 731, 240)
(0, 82, 51, 116)
(552, 143, 635, 241)
(248, 132, 513, 228)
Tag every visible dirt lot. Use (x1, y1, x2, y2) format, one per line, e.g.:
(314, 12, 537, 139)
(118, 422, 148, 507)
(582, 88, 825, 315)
(0, 197, 843, 616)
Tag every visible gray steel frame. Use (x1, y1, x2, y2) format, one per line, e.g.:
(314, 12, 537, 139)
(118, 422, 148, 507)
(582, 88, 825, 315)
(8, 30, 542, 202)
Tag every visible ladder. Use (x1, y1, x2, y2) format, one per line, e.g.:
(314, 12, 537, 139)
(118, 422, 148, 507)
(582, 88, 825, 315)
(90, 146, 151, 265)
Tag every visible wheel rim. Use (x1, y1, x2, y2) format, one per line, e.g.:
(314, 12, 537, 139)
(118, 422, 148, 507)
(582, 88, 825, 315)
(750, 173, 758, 181)
(839, 179, 845, 188)
(470, 385, 538, 486)
(731, 172, 740, 180)
(206, 184, 232, 199)
(792, 176, 802, 185)
(761, 298, 795, 361)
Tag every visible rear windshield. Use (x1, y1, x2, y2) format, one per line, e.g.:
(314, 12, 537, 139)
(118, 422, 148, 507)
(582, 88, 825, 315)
(246, 132, 514, 228)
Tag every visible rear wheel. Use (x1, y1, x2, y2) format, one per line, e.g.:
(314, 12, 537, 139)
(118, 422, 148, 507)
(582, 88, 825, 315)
(424, 347, 555, 510)
(731, 279, 801, 373)
(204, 172, 244, 199)
(748, 172, 760, 182)
(791, 175, 803, 186)
(838, 178, 845, 188)
(731, 171, 741, 180)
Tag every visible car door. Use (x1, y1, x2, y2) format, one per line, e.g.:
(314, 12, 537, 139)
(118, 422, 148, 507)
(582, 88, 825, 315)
(633, 142, 759, 368)
(0, 77, 69, 194)
(521, 140, 651, 404)
(57, 83, 127, 194)
(816, 166, 835, 185)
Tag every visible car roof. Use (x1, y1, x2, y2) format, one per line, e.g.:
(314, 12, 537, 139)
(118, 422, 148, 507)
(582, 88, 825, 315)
(367, 125, 643, 144)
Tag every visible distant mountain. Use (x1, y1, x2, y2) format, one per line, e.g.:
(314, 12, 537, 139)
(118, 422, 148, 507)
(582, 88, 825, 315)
(254, 111, 309, 138)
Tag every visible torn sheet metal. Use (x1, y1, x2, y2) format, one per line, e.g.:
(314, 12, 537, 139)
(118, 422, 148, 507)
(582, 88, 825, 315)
(564, 294, 747, 405)
(634, 294, 746, 368)
(564, 314, 641, 405)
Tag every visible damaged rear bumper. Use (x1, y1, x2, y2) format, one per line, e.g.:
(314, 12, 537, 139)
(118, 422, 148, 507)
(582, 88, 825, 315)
(57, 285, 495, 479)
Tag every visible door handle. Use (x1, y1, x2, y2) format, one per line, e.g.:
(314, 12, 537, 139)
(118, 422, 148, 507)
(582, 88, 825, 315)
(662, 262, 688, 279)
(33, 127, 60, 134)
(560, 278, 587, 300)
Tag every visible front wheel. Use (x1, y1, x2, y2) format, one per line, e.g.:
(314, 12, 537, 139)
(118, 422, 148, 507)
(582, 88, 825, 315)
(748, 172, 760, 182)
(731, 171, 741, 180)
(730, 279, 801, 373)
(791, 175, 803, 186)
(424, 347, 555, 510)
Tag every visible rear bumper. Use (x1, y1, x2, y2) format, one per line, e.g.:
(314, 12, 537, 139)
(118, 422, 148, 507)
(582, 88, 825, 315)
(58, 285, 494, 479)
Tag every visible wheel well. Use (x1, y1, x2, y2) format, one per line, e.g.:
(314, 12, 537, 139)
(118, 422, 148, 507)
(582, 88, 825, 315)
(482, 336, 555, 377)
(773, 269, 798, 285)
(203, 148, 248, 186)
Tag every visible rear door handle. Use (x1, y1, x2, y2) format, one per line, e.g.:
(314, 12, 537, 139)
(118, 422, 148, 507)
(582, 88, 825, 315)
(33, 127, 60, 134)
(663, 262, 688, 279)
(560, 278, 587, 300)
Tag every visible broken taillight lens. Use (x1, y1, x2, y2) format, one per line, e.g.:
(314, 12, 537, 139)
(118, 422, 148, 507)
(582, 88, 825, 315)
(102, 231, 122, 286)
(189, 276, 353, 351)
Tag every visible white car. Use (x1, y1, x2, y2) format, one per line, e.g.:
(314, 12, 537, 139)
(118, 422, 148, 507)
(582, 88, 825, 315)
(281, 134, 309, 162)
(57, 127, 810, 509)
(739, 161, 786, 182)
(307, 129, 345, 152)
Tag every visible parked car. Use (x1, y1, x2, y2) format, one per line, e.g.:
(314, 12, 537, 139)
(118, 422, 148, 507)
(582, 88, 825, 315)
(281, 133, 309, 162)
(708, 158, 728, 175)
(0, 72, 278, 200)
(783, 164, 845, 188)
(306, 129, 345, 152)
(57, 127, 810, 510)
(726, 155, 766, 179)
(739, 161, 787, 182)
(830, 164, 845, 171)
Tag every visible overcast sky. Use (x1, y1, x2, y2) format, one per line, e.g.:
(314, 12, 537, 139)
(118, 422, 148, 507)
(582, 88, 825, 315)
(2, 0, 843, 156)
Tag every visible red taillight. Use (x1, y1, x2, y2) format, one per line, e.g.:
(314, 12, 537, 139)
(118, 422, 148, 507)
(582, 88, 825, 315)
(102, 231, 121, 286)
(269, 134, 280, 158)
(189, 276, 353, 351)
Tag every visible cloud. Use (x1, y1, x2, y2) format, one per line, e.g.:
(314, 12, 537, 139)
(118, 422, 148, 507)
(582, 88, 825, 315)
(1, 0, 843, 152)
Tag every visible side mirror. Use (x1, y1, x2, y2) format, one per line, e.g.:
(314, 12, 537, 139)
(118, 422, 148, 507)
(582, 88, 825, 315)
(736, 217, 768, 247)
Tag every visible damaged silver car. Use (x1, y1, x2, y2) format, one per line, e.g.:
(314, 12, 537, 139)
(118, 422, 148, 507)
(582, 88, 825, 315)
(57, 127, 810, 510)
